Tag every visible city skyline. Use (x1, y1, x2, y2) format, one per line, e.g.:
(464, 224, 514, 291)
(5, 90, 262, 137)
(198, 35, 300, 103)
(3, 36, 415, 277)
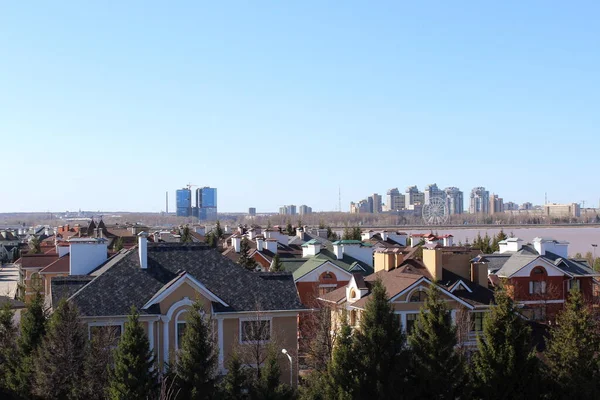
(2, 2, 600, 213)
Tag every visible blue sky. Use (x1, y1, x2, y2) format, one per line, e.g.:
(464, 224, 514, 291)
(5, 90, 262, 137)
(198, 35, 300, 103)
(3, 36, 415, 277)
(1, 1, 599, 213)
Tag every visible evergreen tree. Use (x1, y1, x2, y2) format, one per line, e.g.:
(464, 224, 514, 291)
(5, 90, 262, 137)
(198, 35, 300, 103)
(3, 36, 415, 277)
(113, 236, 124, 251)
(285, 222, 294, 236)
(215, 220, 224, 239)
(33, 299, 87, 400)
(238, 238, 257, 271)
(352, 227, 362, 241)
(325, 316, 355, 400)
(205, 232, 216, 248)
(594, 257, 600, 272)
(28, 236, 41, 254)
(342, 226, 351, 240)
(270, 254, 284, 272)
(251, 346, 292, 400)
(83, 324, 119, 400)
(108, 306, 157, 400)
(471, 289, 540, 400)
(574, 252, 583, 259)
(496, 229, 507, 242)
(352, 279, 405, 399)
(585, 251, 594, 267)
(408, 284, 464, 399)
(180, 225, 193, 243)
(7, 290, 47, 397)
(175, 300, 218, 400)
(0, 302, 17, 396)
(220, 350, 249, 400)
(545, 289, 599, 399)
(326, 226, 338, 241)
(481, 232, 492, 253)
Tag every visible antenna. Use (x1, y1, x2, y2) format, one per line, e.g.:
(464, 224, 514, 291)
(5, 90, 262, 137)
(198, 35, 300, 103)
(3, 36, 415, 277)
(166, 191, 169, 214)
(338, 186, 342, 212)
(545, 192, 547, 205)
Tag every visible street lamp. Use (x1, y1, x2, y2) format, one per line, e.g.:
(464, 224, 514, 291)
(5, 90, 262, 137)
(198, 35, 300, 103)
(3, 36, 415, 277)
(592, 244, 597, 260)
(281, 348, 293, 386)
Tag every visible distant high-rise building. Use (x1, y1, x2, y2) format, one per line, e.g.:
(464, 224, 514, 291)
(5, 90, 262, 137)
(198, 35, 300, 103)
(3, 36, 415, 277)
(176, 188, 192, 217)
(490, 194, 504, 214)
(405, 186, 425, 208)
(279, 205, 297, 215)
(248, 207, 256, 216)
(469, 187, 490, 214)
(299, 205, 312, 215)
(350, 200, 370, 214)
(444, 187, 464, 215)
(520, 202, 533, 210)
(193, 187, 218, 221)
(424, 183, 443, 205)
(386, 188, 405, 211)
(504, 202, 518, 211)
(368, 193, 382, 213)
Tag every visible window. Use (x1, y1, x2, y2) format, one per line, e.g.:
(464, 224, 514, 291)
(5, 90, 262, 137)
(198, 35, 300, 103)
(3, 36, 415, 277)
(568, 279, 580, 292)
(405, 313, 418, 334)
(529, 281, 547, 294)
(349, 289, 357, 299)
(350, 310, 358, 327)
(532, 267, 545, 275)
(176, 322, 187, 349)
(471, 313, 484, 332)
(532, 307, 546, 321)
(322, 272, 334, 280)
(89, 325, 122, 347)
(241, 320, 271, 343)
(30, 273, 42, 290)
(409, 289, 428, 302)
(319, 286, 335, 296)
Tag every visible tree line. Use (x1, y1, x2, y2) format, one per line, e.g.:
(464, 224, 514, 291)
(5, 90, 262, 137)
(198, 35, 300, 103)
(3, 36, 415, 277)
(0, 295, 294, 400)
(299, 279, 600, 400)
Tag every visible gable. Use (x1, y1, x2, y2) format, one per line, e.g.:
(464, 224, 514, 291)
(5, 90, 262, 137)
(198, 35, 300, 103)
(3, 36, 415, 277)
(510, 258, 567, 278)
(295, 261, 353, 283)
(390, 277, 474, 309)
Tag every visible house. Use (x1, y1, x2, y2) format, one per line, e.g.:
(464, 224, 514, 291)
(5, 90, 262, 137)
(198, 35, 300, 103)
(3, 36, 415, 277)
(0, 230, 20, 263)
(484, 237, 600, 321)
(50, 234, 305, 385)
(319, 247, 494, 347)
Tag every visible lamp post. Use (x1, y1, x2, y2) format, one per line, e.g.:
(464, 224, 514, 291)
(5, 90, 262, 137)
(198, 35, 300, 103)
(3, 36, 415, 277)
(281, 348, 293, 386)
(592, 244, 597, 261)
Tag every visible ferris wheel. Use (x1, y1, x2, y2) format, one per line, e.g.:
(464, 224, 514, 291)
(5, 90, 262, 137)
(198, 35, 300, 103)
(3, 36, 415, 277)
(422, 196, 449, 225)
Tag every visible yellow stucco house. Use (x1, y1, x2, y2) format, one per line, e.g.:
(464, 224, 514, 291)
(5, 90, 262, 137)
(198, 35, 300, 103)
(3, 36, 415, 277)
(50, 233, 305, 385)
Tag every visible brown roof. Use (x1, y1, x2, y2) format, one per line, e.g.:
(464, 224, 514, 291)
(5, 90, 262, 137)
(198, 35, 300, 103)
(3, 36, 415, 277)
(40, 255, 70, 274)
(319, 285, 347, 303)
(19, 254, 59, 269)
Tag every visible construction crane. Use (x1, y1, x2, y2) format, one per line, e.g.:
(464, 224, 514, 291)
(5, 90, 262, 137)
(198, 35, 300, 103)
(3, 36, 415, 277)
(186, 183, 199, 191)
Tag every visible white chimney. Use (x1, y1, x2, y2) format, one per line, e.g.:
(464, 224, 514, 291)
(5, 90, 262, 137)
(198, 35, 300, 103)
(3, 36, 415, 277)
(256, 237, 265, 252)
(69, 238, 108, 275)
(381, 231, 389, 241)
(232, 236, 241, 253)
(265, 239, 278, 254)
(442, 236, 454, 247)
(138, 232, 148, 269)
(333, 243, 344, 260)
(248, 229, 256, 240)
(302, 241, 322, 257)
(296, 228, 304, 240)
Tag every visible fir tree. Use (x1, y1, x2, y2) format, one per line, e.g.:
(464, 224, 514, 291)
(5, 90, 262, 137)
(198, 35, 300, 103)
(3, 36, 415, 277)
(83, 324, 120, 400)
(594, 258, 600, 272)
(574, 252, 583, 259)
(238, 238, 257, 271)
(251, 346, 292, 400)
(408, 284, 464, 399)
(352, 279, 405, 399)
(181, 225, 193, 243)
(33, 299, 87, 400)
(28, 236, 41, 254)
(220, 350, 249, 400)
(326, 226, 338, 241)
(471, 289, 540, 400)
(270, 254, 284, 272)
(352, 227, 362, 241)
(0, 302, 17, 395)
(215, 220, 224, 239)
(496, 229, 507, 242)
(7, 290, 47, 397)
(175, 300, 218, 400)
(113, 236, 124, 251)
(544, 289, 600, 399)
(325, 316, 355, 400)
(205, 232, 216, 248)
(285, 222, 294, 236)
(109, 306, 157, 400)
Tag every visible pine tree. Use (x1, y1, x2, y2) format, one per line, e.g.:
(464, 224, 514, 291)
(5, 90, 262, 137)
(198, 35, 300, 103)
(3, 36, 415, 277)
(28, 236, 41, 254)
(220, 350, 249, 400)
(352, 227, 362, 241)
(33, 299, 87, 400)
(342, 226, 351, 240)
(0, 302, 17, 395)
(471, 289, 540, 399)
(285, 222, 294, 236)
(175, 300, 218, 400)
(594, 258, 600, 272)
(482, 232, 492, 253)
(325, 316, 355, 400)
(270, 254, 284, 272)
(83, 324, 120, 400)
(113, 236, 124, 251)
(326, 226, 338, 241)
(544, 289, 599, 399)
(7, 290, 47, 397)
(215, 220, 224, 239)
(251, 346, 292, 400)
(408, 284, 464, 399)
(352, 279, 405, 399)
(496, 229, 507, 242)
(109, 306, 157, 400)
(205, 232, 216, 248)
(238, 238, 257, 271)
(181, 225, 193, 243)
(574, 252, 583, 259)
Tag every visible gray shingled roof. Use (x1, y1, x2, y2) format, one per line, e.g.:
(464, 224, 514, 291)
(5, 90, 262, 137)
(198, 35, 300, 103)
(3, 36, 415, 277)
(57, 243, 304, 317)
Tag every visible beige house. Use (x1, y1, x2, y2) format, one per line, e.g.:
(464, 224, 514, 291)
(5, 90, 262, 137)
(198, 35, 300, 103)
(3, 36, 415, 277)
(51, 234, 305, 385)
(320, 248, 494, 347)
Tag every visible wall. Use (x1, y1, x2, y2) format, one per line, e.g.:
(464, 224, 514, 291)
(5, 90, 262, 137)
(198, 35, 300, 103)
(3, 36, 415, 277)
(69, 242, 107, 275)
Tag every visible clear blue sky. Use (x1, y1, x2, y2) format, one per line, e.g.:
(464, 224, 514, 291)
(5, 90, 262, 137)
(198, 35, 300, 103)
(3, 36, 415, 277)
(1, 1, 599, 213)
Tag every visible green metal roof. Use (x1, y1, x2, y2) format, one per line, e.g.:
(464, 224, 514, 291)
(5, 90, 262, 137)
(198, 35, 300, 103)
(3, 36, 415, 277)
(301, 239, 321, 247)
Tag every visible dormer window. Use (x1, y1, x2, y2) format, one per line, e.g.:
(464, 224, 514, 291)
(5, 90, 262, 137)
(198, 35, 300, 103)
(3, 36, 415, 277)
(350, 289, 357, 299)
(323, 272, 333, 280)
(532, 267, 545, 275)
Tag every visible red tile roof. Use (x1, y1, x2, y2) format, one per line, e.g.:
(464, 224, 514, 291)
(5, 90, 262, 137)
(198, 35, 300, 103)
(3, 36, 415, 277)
(19, 254, 59, 269)
(40, 255, 70, 274)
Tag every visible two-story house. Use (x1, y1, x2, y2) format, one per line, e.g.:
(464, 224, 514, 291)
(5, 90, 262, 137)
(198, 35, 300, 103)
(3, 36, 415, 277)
(50, 234, 305, 385)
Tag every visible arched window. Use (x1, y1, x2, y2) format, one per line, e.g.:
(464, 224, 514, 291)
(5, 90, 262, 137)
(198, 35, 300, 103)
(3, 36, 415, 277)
(175, 310, 188, 351)
(409, 289, 428, 303)
(350, 309, 358, 326)
(532, 267, 545, 275)
(30, 272, 42, 290)
(323, 272, 333, 280)
(349, 289, 357, 299)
